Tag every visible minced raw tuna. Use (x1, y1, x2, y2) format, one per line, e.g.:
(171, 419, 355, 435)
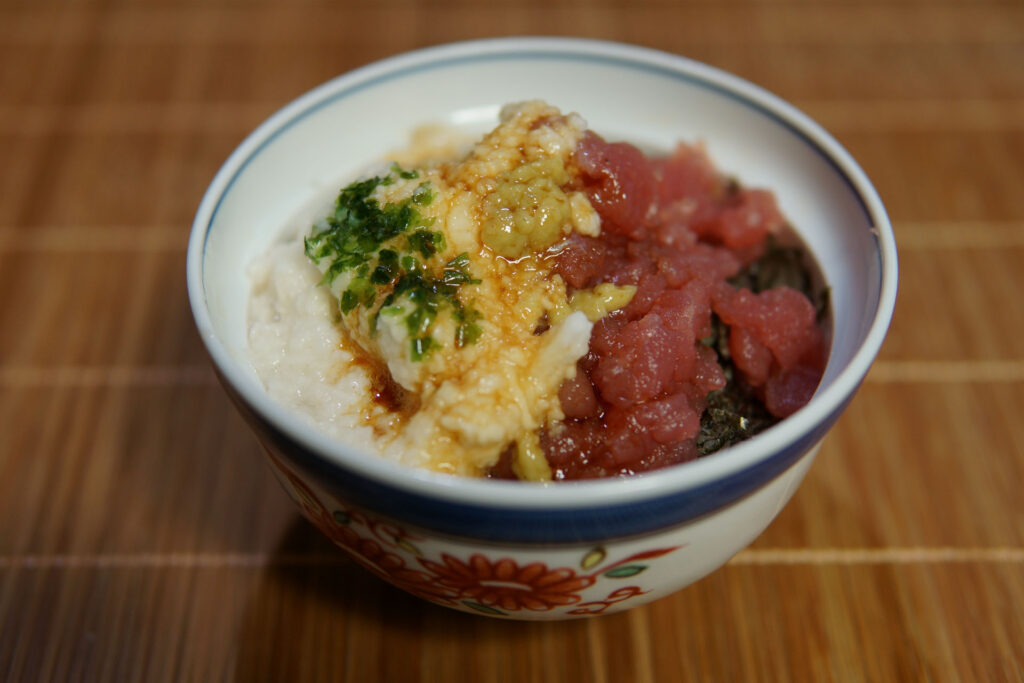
(490, 131, 829, 480)
(254, 101, 829, 482)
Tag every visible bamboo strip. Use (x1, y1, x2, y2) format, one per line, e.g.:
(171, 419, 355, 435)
(2, 6, 1022, 46)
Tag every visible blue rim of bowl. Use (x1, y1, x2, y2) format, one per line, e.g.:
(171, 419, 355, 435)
(231, 376, 849, 544)
(187, 37, 898, 544)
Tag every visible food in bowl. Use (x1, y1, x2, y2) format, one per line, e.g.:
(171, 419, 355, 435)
(248, 100, 829, 482)
(191, 38, 897, 619)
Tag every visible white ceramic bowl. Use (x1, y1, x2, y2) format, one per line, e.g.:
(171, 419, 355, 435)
(187, 37, 897, 619)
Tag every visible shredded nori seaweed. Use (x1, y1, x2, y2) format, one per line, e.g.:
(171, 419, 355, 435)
(728, 234, 830, 318)
(697, 234, 826, 455)
(696, 379, 778, 455)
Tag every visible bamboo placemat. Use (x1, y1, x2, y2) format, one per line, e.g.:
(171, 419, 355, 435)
(2, 0, 1023, 680)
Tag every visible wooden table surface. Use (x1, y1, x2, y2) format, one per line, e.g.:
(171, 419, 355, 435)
(2, 0, 1023, 680)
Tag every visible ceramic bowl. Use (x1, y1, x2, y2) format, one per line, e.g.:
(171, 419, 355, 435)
(187, 37, 897, 619)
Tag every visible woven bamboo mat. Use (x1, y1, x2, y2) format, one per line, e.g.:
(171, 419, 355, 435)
(2, 0, 1023, 680)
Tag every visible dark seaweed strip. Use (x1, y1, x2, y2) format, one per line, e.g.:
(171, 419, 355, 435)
(697, 236, 826, 455)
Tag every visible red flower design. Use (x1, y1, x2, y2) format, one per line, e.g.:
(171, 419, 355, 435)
(264, 450, 340, 535)
(567, 585, 650, 615)
(264, 449, 680, 615)
(261, 451, 458, 605)
(346, 536, 460, 605)
(419, 554, 596, 612)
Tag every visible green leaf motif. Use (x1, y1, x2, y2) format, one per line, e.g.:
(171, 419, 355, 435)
(604, 564, 647, 578)
(395, 537, 422, 557)
(332, 510, 351, 525)
(462, 601, 507, 616)
(581, 547, 606, 571)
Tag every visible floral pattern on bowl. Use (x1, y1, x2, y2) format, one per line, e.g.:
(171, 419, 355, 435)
(266, 448, 683, 618)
